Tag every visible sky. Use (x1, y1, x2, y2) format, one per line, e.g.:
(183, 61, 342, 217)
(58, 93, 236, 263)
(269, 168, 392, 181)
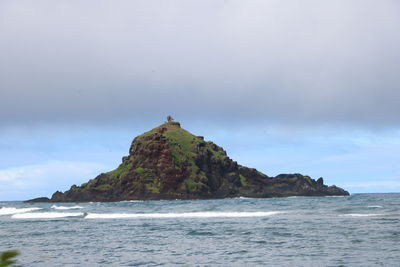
(1, 0, 400, 200)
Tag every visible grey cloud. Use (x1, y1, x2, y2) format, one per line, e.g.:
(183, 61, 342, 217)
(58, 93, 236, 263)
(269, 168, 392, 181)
(1, 0, 400, 127)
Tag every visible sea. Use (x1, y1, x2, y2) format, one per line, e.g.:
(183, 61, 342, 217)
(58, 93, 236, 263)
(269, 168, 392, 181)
(1, 193, 399, 266)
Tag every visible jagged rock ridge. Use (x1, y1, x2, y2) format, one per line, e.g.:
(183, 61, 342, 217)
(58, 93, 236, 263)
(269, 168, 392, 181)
(29, 121, 349, 202)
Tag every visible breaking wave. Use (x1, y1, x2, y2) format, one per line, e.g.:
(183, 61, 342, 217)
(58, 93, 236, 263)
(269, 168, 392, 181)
(0, 207, 42, 215)
(85, 211, 283, 219)
(367, 205, 383, 208)
(12, 212, 85, 219)
(339, 213, 384, 217)
(118, 200, 144, 203)
(51, 205, 83, 210)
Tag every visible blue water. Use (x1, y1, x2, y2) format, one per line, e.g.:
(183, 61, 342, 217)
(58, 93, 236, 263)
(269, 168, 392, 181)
(1, 193, 399, 266)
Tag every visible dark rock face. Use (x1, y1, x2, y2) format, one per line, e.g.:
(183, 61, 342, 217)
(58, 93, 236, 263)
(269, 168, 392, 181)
(27, 197, 50, 202)
(28, 122, 349, 202)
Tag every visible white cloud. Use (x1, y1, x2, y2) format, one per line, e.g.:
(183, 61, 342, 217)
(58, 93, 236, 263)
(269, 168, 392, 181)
(0, 161, 109, 200)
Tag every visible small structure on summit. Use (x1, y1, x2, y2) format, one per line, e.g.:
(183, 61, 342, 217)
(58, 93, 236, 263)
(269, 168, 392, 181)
(166, 115, 174, 122)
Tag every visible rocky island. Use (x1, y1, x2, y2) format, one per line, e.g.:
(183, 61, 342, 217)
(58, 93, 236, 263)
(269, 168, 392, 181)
(28, 119, 349, 202)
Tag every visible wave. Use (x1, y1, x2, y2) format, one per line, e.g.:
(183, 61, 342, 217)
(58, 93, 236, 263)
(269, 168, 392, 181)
(12, 212, 85, 219)
(367, 205, 383, 208)
(0, 207, 42, 215)
(51, 205, 83, 210)
(85, 211, 283, 219)
(118, 200, 144, 203)
(339, 213, 384, 217)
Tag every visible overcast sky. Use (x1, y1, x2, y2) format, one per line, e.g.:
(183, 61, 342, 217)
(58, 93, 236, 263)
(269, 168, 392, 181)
(1, 0, 400, 200)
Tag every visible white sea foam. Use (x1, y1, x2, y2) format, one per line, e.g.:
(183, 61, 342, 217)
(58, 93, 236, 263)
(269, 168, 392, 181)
(12, 212, 85, 219)
(51, 205, 83, 210)
(0, 207, 42, 215)
(339, 213, 384, 217)
(367, 205, 383, 208)
(85, 211, 283, 219)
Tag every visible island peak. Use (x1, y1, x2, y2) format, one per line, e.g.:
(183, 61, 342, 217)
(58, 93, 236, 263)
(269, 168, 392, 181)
(28, 120, 349, 202)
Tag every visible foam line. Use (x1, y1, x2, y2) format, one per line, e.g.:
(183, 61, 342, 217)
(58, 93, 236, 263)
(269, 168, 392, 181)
(339, 213, 384, 217)
(51, 205, 83, 210)
(85, 211, 282, 219)
(12, 212, 85, 219)
(0, 207, 42, 215)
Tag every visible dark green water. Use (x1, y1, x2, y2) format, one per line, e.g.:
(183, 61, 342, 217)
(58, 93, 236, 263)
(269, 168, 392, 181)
(1, 193, 399, 266)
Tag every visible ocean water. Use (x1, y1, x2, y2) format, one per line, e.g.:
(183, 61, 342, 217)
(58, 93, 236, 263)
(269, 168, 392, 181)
(1, 193, 399, 266)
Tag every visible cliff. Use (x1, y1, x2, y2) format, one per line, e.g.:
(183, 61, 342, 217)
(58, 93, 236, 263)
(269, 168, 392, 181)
(28, 121, 349, 202)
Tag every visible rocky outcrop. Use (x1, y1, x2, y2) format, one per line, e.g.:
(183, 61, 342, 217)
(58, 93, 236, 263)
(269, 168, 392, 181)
(27, 121, 349, 202)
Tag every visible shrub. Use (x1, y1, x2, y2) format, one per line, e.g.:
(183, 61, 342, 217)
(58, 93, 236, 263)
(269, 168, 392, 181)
(134, 167, 145, 174)
(0, 250, 22, 267)
(239, 175, 248, 186)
